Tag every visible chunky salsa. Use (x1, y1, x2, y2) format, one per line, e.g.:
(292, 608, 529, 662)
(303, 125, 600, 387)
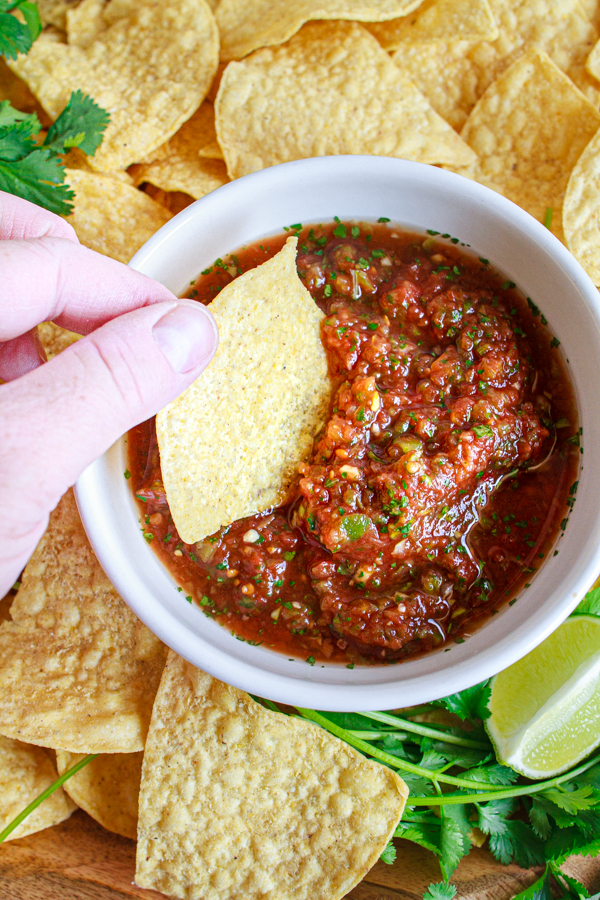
(128, 221, 579, 665)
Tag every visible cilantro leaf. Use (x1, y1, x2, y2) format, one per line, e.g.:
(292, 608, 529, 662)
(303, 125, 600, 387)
(0, 0, 41, 60)
(461, 763, 518, 785)
(540, 786, 600, 815)
(477, 798, 517, 836)
(431, 679, 491, 722)
(440, 805, 471, 880)
(0, 148, 74, 215)
(0, 98, 36, 128)
(509, 865, 553, 900)
(529, 799, 552, 840)
(551, 867, 593, 900)
(574, 586, 600, 618)
(43, 90, 110, 157)
(545, 827, 600, 865)
(0, 116, 38, 160)
(379, 841, 396, 865)
(395, 822, 441, 856)
(489, 819, 545, 868)
(423, 883, 457, 900)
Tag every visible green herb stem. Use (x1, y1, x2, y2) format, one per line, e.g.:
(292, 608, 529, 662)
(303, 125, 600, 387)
(296, 707, 504, 792)
(358, 710, 490, 749)
(0, 753, 98, 844)
(349, 730, 410, 741)
(410, 752, 600, 807)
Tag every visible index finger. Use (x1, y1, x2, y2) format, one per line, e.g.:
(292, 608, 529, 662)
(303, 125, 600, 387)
(0, 235, 176, 341)
(0, 191, 79, 242)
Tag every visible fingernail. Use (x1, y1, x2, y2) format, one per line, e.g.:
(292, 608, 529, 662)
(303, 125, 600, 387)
(152, 302, 218, 374)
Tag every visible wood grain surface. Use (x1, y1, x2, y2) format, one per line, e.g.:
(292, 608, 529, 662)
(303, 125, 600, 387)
(1, 810, 599, 900)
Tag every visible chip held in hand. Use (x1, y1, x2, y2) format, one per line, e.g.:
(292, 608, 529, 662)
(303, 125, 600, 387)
(156, 236, 331, 544)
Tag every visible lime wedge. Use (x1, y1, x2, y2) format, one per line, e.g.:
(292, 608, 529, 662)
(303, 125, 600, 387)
(486, 615, 600, 778)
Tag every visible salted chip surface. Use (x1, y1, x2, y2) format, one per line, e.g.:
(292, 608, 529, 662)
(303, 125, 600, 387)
(10, 0, 219, 171)
(392, 0, 596, 130)
(366, 0, 498, 50)
(0, 735, 76, 841)
(156, 238, 330, 544)
(215, 21, 475, 180)
(460, 48, 600, 242)
(563, 128, 600, 286)
(56, 750, 143, 840)
(0, 490, 167, 753)
(64, 169, 172, 264)
(130, 104, 228, 200)
(216, 0, 424, 60)
(136, 653, 408, 900)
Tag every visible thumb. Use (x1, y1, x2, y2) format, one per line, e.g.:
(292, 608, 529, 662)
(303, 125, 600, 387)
(0, 299, 218, 589)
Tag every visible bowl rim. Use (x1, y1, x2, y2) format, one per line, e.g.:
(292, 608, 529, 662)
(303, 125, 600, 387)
(76, 155, 600, 710)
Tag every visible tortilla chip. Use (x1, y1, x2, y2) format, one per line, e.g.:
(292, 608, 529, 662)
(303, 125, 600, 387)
(136, 652, 408, 900)
(217, 0, 423, 60)
(0, 735, 76, 841)
(460, 49, 600, 242)
(9, 0, 219, 172)
(563, 127, 600, 286)
(38, 321, 81, 359)
(366, 0, 498, 51)
(392, 0, 597, 130)
(0, 490, 167, 753)
(56, 750, 142, 840)
(586, 35, 600, 81)
(37, 0, 79, 30)
(0, 591, 14, 625)
(0, 59, 50, 122)
(156, 237, 330, 544)
(63, 168, 172, 264)
(215, 22, 476, 181)
(66, 0, 105, 49)
(207, 60, 227, 103)
(141, 185, 196, 215)
(129, 104, 228, 200)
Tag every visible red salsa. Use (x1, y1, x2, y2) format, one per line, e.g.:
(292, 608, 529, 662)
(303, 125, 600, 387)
(128, 222, 579, 666)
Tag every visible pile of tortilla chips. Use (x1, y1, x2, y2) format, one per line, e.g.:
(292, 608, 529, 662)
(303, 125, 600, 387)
(5, 0, 600, 897)
(0, 0, 598, 277)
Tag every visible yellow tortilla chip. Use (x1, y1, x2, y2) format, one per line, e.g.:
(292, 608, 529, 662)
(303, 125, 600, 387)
(217, 0, 424, 60)
(215, 21, 476, 181)
(64, 168, 172, 264)
(460, 49, 600, 242)
(36, 0, 79, 30)
(10, 0, 219, 172)
(392, 0, 597, 130)
(38, 321, 81, 359)
(563, 127, 600, 286)
(0, 59, 50, 122)
(156, 237, 330, 544)
(141, 185, 195, 215)
(0, 490, 167, 753)
(586, 35, 600, 80)
(0, 735, 76, 840)
(136, 652, 408, 900)
(56, 750, 143, 840)
(129, 104, 228, 200)
(367, 0, 498, 50)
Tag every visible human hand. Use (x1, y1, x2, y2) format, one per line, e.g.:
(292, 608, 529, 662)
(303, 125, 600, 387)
(0, 192, 218, 595)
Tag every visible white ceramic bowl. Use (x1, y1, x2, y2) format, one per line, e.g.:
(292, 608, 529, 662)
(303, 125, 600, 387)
(76, 156, 600, 710)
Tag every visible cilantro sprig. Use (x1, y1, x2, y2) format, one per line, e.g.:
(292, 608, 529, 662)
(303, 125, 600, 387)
(0, 0, 41, 60)
(0, 92, 109, 215)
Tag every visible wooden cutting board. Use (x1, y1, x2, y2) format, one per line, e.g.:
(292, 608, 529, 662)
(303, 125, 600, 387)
(1, 810, 599, 900)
